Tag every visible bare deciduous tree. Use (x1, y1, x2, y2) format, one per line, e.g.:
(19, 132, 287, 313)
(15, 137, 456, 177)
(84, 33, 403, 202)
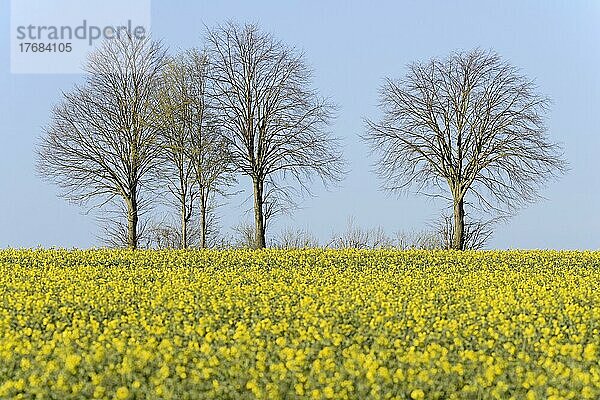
(327, 217, 442, 250)
(365, 49, 566, 250)
(232, 220, 257, 249)
(370, 226, 396, 249)
(275, 227, 319, 249)
(181, 49, 237, 248)
(395, 230, 443, 250)
(156, 54, 199, 249)
(37, 35, 168, 249)
(157, 49, 235, 248)
(206, 22, 345, 248)
(327, 217, 372, 249)
(146, 223, 182, 249)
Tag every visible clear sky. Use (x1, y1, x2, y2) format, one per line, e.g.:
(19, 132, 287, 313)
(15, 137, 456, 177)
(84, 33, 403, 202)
(1, 0, 598, 249)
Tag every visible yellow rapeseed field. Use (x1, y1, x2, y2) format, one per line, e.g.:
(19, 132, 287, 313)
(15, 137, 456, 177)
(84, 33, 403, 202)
(0, 249, 598, 399)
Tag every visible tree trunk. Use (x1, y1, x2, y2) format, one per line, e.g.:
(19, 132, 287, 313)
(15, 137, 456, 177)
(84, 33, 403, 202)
(126, 196, 138, 249)
(181, 196, 188, 249)
(452, 196, 465, 250)
(199, 190, 207, 249)
(252, 178, 266, 249)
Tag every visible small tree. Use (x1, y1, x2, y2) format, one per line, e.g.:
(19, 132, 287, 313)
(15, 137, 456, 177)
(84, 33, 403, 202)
(232, 221, 258, 249)
(365, 49, 566, 250)
(395, 230, 443, 250)
(275, 227, 319, 249)
(327, 217, 372, 249)
(206, 22, 345, 248)
(37, 35, 168, 248)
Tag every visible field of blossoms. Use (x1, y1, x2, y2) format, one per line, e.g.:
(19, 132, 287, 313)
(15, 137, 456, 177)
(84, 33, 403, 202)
(0, 249, 599, 399)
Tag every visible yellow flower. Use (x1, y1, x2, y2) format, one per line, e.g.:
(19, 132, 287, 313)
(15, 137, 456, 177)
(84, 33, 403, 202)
(115, 386, 129, 399)
(20, 358, 31, 371)
(64, 354, 81, 373)
(581, 386, 595, 399)
(583, 344, 596, 362)
(294, 383, 304, 396)
(323, 386, 335, 398)
(93, 386, 105, 399)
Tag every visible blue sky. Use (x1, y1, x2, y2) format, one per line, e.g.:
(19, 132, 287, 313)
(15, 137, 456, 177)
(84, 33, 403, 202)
(0, 0, 598, 249)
